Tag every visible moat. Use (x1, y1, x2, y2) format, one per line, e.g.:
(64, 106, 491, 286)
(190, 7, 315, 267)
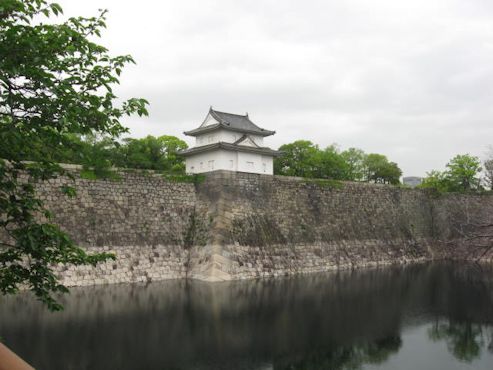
(1, 262, 493, 369)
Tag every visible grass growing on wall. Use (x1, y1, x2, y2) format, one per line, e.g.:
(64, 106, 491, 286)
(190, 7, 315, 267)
(162, 173, 206, 184)
(77, 165, 206, 184)
(80, 168, 121, 181)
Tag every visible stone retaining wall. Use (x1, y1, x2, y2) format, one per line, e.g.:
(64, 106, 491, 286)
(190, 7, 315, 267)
(28, 168, 210, 286)
(34, 169, 208, 247)
(9, 168, 493, 285)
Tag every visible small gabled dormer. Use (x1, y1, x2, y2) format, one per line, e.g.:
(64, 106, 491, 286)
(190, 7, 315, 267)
(233, 134, 261, 147)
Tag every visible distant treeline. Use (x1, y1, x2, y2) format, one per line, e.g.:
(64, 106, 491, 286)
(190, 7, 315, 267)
(35, 134, 189, 177)
(275, 140, 402, 184)
(24, 134, 492, 191)
(30, 134, 402, 184)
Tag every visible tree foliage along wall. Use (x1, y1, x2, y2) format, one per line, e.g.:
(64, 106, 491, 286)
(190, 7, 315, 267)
(274, 140, 402, 185)
(26, 135, 401, 185)
(35, 134, 189, 176)
(0, 0, 148, 309)
(114, 135, 188, 172)
(485, 159, 493, 190)
(420, 154, 483, 193)
(484, 147, 493, 190)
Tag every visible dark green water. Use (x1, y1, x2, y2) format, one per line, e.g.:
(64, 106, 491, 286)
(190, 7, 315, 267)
(1, 263, 493, 370)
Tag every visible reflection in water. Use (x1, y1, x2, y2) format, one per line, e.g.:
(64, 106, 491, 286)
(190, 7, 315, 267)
(428, 321, 493, 363)
(0, 263, 493, 370)
(274, 336, 402, 370)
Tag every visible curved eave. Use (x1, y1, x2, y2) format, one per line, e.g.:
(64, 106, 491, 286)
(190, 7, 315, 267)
(178, 142, 281, 157)
(184, 123, 275, 137)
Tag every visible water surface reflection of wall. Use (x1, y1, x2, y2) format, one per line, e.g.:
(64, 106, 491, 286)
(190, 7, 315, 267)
(1, 263, 493, 369)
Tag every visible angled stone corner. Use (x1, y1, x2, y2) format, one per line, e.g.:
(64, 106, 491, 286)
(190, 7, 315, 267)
(187, 171, 239, 281)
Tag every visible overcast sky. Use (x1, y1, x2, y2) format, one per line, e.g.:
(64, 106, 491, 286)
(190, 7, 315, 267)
(57, 0, 493, 176)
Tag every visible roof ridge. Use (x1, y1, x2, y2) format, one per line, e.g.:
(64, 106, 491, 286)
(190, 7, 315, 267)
(184, 108, 276, 137)
(211, 108, 248, 118)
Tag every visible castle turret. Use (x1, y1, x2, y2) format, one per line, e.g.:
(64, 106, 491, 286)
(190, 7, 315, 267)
(179, 108, 280, 174)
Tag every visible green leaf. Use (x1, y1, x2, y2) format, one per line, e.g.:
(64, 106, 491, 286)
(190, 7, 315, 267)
(61, 185, 77, 197)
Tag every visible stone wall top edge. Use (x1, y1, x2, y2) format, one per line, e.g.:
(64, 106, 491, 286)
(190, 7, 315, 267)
(432, 191, 493, 199)
(26, 163, 197, 185)
(33, 162, 185, 179)
(201, 170, 432, 194)
(32, 166, 492, 200)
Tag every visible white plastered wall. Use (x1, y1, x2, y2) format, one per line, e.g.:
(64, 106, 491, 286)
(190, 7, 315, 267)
(186, 150, 237, 174)
(261, 155, 274, 174)
(186, 149, 273, 175)
(237, 152, 273, 175)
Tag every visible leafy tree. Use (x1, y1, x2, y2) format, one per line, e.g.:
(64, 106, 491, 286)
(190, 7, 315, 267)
(274, 140, 321, 177)
(363, 154, 386, 183)
(77, 134, 122, 178)
(25, 133, 188, 175)
(312, 145, 349, 180)
(382, 162, 403, 185)
(275, 141, 402, 184)
(419, 170, 452, 193)
(485, 159, 493, 191)
(115, 135, 188, 172)
(0, 0, 148, 309)
(275, 141, 350, 180)
(420, 154, 483, 193)
(156, 135, 188, 172)
(341, 147, 366, 181)
(484, 148, 493, 190)
(363, 154, 402, 185)
(445, 154, 482, 192)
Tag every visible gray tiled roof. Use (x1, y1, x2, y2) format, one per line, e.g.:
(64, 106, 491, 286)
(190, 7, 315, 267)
(178, 142, 281, 157)
(184, 108, 275, 137)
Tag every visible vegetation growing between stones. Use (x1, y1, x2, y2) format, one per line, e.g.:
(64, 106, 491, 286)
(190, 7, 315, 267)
(183, 214, 196, 250)
(80, 168, 121, 181)
(76, 165, 205, 184)
(162, 173, 206, 184)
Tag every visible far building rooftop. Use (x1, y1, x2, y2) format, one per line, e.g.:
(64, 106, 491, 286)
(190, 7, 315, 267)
(403, 176, 423, 188)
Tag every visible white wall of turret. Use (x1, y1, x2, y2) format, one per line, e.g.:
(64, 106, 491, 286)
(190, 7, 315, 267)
(185, 149, 273, 175)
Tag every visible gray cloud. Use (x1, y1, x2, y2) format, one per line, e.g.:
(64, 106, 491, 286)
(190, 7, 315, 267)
(58, 0, 493, 176)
